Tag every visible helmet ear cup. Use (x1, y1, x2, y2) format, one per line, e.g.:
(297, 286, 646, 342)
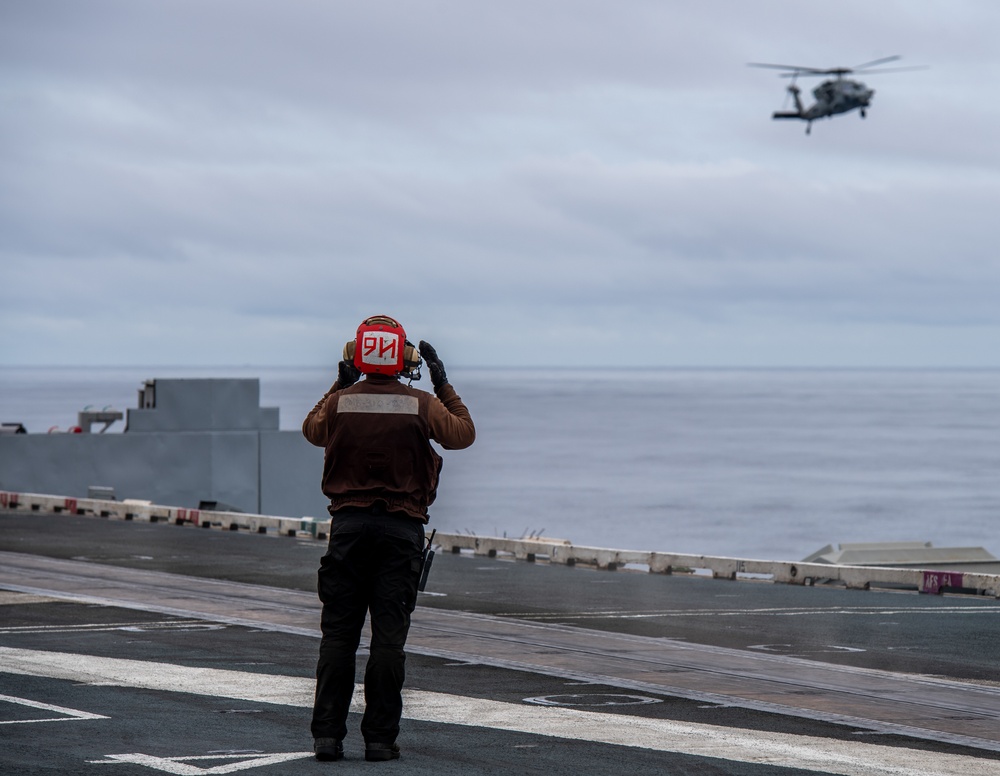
(403, 340, 421, 370)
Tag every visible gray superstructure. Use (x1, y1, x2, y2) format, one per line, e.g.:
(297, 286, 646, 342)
(0, 378, 327, 518)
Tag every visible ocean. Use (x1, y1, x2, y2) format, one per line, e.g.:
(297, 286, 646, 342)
(2, 366, 998, 562)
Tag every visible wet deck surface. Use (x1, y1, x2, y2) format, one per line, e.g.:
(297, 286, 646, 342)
(2, 513, 1000, 775)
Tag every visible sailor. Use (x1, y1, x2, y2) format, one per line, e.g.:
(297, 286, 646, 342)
(303, 315, 475, 762)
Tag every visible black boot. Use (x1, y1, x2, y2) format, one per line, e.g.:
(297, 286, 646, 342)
(314, 738, 344, 761)
(365, 742, 400, 762)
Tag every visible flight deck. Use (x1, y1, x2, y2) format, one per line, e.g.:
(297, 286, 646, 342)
(2, 510, 1000, 776)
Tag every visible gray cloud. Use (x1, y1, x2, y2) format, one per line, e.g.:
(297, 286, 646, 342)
(2, 1, 999, 367)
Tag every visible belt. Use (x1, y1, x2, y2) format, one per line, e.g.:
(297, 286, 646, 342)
(333, 502, 400, 517)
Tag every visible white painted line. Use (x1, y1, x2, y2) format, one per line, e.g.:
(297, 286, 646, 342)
(503, 604, 1000, 620)
(0, 583, 321, 638)
(2, 578, 996, 752)
(401, 693, 991, 776)
(0, 693, 109, 724)
(1, 647, 996, 775)
(0, 591, 57, 606)
(0, 620, 222, 635)
(0, 647, 313, 707)
(87, 752, 314, 775)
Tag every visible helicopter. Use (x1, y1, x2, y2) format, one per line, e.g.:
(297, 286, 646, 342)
(748, 56, 922, 134)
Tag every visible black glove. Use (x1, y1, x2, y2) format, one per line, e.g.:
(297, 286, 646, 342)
(338, 359, 361, 388)
(418, 340, 448, 392)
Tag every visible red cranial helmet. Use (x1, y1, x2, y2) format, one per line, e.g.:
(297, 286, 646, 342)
(344, 315, 422, 378)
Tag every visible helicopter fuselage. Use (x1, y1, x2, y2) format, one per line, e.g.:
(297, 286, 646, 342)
(805, 78, 874, 118)
(771, 78, 875, 132)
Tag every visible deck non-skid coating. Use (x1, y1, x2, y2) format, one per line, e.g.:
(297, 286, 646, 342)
(1, 549, 998, 754)
(0, 645, 996, 776)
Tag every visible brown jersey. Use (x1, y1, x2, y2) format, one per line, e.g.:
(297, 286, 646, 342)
(303, 374, 475, 522)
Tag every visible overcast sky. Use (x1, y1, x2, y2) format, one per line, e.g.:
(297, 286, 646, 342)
(2, 1, 999, 368)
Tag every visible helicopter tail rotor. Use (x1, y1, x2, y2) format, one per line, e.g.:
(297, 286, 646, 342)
(772, 82, 805, 120)
(787, 83, 804, 115)
(773, 79, 805, 117)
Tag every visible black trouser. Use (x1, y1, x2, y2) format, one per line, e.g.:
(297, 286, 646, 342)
(311, 509, 424, 744)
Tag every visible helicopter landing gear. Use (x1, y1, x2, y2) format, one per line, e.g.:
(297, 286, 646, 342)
(805, 123, 812, 135)
(860, 109, 867, 118)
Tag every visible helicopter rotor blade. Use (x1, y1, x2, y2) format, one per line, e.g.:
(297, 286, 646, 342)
(851, 55, 901, 70)
(747, 62, 828, 74)
(749, 57, 922, 79)
(849, 65, 928, 75)
(778, 69, 842, 78)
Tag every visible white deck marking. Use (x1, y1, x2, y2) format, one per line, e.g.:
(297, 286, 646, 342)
(501, 604, 1000, 620)
(2, 560, 998, 753)
(0, 591, 57, 606)
(0, 693, 108, 724)
(0, 620, 224, 635)
(87, 752, 313, 774)
(2, 647, 997, 776)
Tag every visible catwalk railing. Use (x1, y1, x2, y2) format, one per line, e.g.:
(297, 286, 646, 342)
(3, 490, 998, 598)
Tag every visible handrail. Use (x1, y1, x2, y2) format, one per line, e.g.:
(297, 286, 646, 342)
(2, 490, 998, 598)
